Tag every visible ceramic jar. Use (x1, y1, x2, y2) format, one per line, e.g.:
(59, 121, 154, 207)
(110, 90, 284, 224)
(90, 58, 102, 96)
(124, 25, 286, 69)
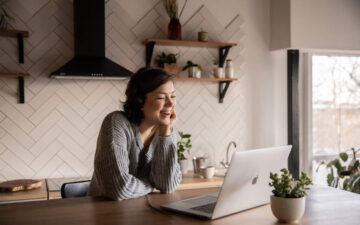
(225, 59, 234, 78)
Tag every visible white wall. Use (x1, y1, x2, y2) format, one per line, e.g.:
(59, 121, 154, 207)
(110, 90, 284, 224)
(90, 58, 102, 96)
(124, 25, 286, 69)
(0, 0, 286, 180)
(271, 0, 360, 51)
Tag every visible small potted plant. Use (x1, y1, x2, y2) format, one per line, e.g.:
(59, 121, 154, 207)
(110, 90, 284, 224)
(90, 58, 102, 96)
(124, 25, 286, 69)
(177, 131, 192, 174)
(182, 60, 202, 78)
(212, 59, 224, 78)
(155, 52, 179, 76)
(269, 168, 312, 223)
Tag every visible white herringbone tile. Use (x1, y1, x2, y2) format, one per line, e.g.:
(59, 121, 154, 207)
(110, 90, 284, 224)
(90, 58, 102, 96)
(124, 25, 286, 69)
(56, 103, 88, 131)
(57, 149, 89, 175)
(0, 1, 245, 179)
(0, 102, 35, 133)
(29, 95, 62, 125)
(30, 110, 62, 141)
(33, 155, 62, 178)
(29, 125, 61, 156)
(0, 119, 34, 149)
(57, 134, 88, 161)
(29, 140, 62, 172)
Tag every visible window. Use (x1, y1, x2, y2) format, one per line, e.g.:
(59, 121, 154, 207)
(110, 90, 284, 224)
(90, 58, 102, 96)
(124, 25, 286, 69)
(311, 55, 360, 185)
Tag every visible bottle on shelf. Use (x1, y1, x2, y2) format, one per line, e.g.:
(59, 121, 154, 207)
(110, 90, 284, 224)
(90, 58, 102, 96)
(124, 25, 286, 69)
(225, 59, 234, 78)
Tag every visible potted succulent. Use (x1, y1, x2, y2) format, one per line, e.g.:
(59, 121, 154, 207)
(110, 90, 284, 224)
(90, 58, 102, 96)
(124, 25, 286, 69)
(177, 131, 192, 174)
(269, 168, 312, 223)
(182, 60, 202, 78)
(155, 52, 179, 76)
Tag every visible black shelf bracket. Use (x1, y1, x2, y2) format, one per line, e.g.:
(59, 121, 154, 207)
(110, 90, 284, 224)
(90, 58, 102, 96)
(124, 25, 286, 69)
(17, 33, 25, 64)
(18, 76, 25, 103)
(219, 46, 231, 67)
(219, 81, 231, 103)
(146, 41, 156, 67)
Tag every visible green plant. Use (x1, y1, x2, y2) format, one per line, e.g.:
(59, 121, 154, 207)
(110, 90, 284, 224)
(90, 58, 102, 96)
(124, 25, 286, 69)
(155, 52, 178, 67)
(177, 131, 192, 160)
(213, 59, 219, 66)
(182, 60, 202, 71)
(0, 0, 12, 29)
(162, 0, 188, 19)
(317, 147, 360, 194)
(269, 168, 312, 198)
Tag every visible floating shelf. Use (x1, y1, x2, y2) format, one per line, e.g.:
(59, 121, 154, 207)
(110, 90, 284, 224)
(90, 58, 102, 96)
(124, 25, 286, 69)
(144, 38, 237, 48)
(0, 30, 30, 104)
(174, 77, 237, 82)
(0, 72, 30, 78)
(0, 29, 29, 37)
(144, 38, 237, 103)
(0, 73, 30, 104)
(0, 29, 29, 64)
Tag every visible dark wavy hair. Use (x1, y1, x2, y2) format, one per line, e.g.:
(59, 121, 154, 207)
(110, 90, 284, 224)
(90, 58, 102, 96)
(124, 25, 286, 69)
(123, 67, 173, 125)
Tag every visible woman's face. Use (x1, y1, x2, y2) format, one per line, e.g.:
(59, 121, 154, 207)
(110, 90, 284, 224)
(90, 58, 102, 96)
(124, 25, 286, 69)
(142, 81, 176, 126)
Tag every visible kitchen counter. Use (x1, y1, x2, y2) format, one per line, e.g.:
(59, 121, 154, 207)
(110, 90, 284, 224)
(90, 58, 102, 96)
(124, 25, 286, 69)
(0, 171, 224, 203)
(0, 179, 47, 204)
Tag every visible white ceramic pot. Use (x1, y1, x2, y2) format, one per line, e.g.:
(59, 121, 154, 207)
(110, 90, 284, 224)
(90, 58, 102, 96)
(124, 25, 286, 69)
(213, 67, 224, 78)
(270, 195, 306, 223)
(178, 159, 188, 174)
(188, 66, 201, 78)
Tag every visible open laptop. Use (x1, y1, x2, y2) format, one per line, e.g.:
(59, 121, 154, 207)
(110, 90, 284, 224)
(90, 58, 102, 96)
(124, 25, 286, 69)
(160, 145, 292, 219)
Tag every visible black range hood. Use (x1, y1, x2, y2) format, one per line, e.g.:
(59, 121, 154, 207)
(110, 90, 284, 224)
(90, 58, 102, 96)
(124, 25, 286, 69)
(51, 0, 133, 79)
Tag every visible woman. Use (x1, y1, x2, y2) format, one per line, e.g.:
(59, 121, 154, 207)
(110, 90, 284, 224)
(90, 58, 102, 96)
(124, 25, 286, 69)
(88, 67, 182, 200)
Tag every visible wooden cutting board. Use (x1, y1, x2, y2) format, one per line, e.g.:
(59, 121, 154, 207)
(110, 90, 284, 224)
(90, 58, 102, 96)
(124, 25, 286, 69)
(0, 179, 42, 192)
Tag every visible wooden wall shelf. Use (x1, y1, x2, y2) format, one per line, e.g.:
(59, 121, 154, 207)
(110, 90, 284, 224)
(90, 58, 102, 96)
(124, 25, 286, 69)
(0, 72, 30, 78)
(0, 29, 30, 103)
(0, 29, 29, 37)
(144, 38, 237, 103)
(144, 38, 237, 48)
(174, 77, 237, 82)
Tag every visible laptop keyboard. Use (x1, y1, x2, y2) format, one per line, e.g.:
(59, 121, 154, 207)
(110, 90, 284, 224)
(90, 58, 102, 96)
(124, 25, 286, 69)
(190, 202, 216, 214)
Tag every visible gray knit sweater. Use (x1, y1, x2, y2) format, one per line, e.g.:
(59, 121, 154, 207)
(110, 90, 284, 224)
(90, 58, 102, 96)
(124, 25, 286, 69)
(88, 111, 182, 200)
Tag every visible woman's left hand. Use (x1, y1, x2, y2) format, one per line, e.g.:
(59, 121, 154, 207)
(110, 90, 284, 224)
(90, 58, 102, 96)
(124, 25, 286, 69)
(158, 109, 176, 136)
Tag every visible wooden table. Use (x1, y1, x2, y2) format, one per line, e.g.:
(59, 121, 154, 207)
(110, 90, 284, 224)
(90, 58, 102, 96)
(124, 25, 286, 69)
(0, 185, 359, 225)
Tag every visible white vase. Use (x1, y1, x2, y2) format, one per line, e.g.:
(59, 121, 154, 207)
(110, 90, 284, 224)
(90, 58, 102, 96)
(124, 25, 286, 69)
(225, 59, 234, 78)
(178, 159, 188, 174)
(270, 195, 306, 223)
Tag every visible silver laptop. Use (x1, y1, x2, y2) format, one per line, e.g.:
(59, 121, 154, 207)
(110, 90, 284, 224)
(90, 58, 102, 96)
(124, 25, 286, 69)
(160, 145, 292, 219)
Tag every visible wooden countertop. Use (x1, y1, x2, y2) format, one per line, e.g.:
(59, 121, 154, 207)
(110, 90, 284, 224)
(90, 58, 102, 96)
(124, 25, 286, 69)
(0, 179, 47, 203)
(0, 185, 359, 225)
(0, 172, 224, 202)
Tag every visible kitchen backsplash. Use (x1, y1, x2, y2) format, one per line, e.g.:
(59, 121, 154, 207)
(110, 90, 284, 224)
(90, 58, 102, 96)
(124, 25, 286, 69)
(0, 0, 245, 180)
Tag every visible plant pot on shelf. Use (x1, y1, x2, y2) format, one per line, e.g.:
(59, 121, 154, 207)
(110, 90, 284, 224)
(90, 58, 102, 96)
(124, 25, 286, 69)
(270, 196, 306, 223)
(163, 63, 179, 77)
(178, 159, 188, 174)
(168, 18, 181, 40)
(188, 66, 201, 78)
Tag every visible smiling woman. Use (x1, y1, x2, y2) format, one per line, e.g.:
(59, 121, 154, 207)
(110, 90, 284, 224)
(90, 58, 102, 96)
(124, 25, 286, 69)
(87, 67, 182, 200)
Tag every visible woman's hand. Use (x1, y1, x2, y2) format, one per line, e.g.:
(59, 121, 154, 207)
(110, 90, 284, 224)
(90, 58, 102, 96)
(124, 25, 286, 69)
(158, 109, 176, 136)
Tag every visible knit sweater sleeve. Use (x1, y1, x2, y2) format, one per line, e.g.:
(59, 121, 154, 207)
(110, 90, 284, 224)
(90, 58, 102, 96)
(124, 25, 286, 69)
(149, 129, 182, 193)
(91, 113, 153, 200)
